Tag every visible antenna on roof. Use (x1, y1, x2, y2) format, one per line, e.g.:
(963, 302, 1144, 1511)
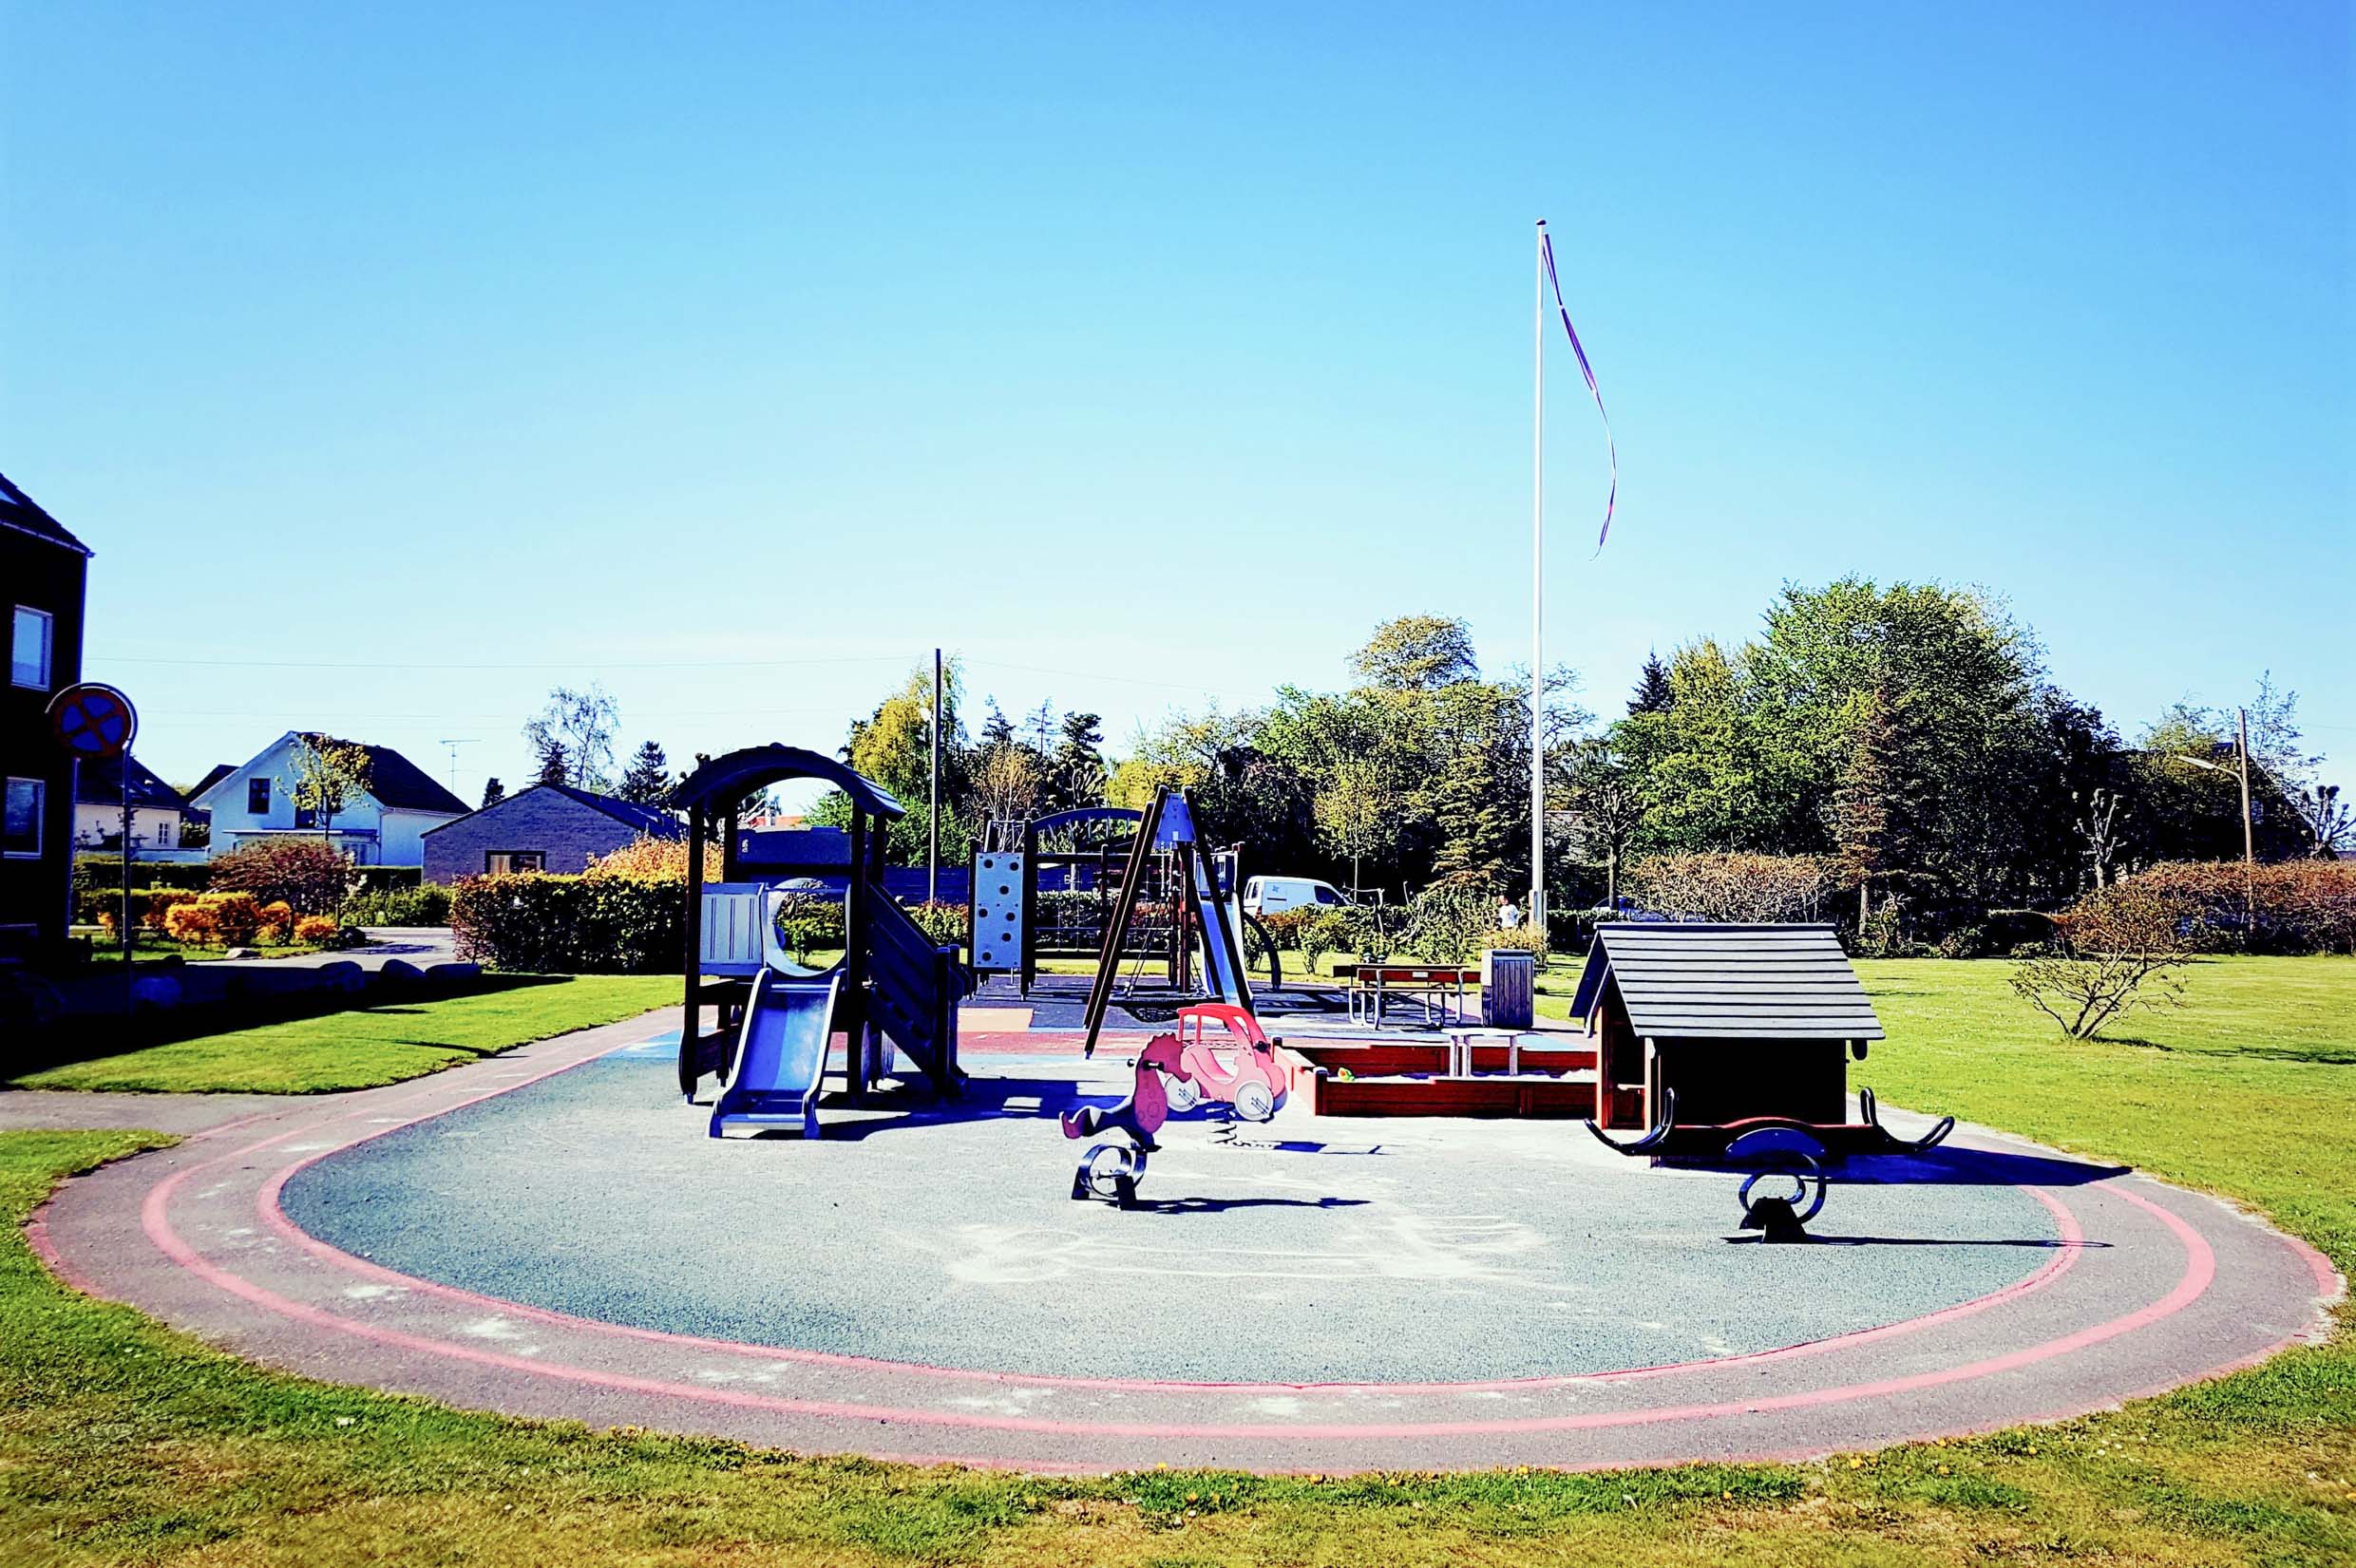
(438, 738, 480, 792)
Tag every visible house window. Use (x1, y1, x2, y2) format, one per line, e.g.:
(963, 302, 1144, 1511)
(10, 607, 52, 690)
(3, 778, 42, 858)
(248, 778, 271, 815)
(485, 851, 545, 875)
(294, 804, 316, 829)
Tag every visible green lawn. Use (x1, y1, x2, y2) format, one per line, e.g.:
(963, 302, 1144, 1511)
(7, 976, 677, 1095)
(2, 960, 2350, 1563)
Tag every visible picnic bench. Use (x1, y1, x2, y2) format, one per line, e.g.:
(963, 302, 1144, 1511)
(1332, 962, 1481, 1028)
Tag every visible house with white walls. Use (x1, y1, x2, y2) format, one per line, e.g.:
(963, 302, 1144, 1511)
(72, 753, 188, 851)
(187, 733, 468, 867)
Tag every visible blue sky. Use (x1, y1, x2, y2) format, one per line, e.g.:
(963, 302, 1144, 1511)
(4, 2, 2348, 805)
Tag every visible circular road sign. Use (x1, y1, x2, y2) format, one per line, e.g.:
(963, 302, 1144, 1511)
(48, 682, 139, 759)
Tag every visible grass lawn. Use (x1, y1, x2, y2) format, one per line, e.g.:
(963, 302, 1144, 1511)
(2, 960, 2350, 1563)
(6, 976, 677, 1095)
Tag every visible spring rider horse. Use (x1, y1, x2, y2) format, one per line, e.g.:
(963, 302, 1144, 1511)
(1063, 1032, 1190, 1206)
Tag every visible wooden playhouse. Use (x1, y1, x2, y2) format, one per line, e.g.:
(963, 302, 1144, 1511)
(1573, 922, 1883, 1136)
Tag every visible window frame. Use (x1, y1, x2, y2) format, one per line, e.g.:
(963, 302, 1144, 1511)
(10, 606, 53, 690)
(2, 776, 44, 860)
(248, 778, 272, 816)
(484, 850, 547, 875)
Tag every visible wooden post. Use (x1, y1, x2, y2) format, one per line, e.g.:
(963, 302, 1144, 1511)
(679, 807, 705, 1098)
(845, 808, 868, 1096)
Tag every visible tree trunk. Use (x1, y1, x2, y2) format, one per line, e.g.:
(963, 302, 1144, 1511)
(1858, 879, 1871, 928)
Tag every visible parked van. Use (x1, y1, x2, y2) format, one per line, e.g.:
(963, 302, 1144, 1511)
(1242, 876, 1355, 916)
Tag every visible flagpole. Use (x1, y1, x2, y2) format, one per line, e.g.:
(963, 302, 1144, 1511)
(1530, 219, 1548, 939)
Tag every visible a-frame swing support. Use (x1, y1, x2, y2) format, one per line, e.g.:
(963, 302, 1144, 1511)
(1079, 786, 1254, 1058)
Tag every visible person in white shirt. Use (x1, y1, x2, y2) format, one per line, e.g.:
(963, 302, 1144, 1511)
(1496, 895, 1521, 930)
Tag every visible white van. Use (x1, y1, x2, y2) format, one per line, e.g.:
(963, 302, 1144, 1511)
(1242, 876, 1355, 916)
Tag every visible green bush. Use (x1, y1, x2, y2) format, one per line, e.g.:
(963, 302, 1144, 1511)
(340, 884, 453, 927)
(1935, 924, 1993, 960)
(72, 857, 213, 893)
(346, 865, 423, 896)
(904, 900, 967, 949)
(450, 873, 683, 973)
(1483, 924, 1549, 959)
(1297, 910, 1347, 972)
(771, 893, 846, 963)
(1401, 881, 1492, 964)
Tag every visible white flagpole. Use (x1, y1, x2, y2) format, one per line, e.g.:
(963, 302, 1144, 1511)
(1530, 219, 1548, 938)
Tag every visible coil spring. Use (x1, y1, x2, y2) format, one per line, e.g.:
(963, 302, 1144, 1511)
(1207, 1102, 1240, 1146)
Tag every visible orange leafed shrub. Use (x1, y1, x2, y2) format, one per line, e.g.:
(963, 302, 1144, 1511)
(203, 892, 265, 945)
(294, 914, 341, 941)
(163, 902, 220, 944)
(583, 833, 719, 883)
(2105, 860, 2356, 954)
(256, 923, 286, 946)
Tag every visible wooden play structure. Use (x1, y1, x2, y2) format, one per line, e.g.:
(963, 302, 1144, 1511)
(1572, 921, 1950, 1159)
(970, 803, 1280, 997)
(672, 746, 963, 1128)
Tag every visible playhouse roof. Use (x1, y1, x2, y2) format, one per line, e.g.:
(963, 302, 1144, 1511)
(669, 745, 904, 821)
(1571, 922, 1884, 1042)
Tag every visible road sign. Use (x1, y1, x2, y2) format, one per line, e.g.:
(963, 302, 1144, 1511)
(47, 682, 138, 759)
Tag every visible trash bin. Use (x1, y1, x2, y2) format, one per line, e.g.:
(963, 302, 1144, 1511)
(1481, 949, 1534, 1029)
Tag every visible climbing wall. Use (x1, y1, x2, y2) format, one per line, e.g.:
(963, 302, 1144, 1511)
(970, 851, 1027, 973)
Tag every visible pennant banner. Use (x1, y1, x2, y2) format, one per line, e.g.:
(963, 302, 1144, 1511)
(1539, 232, 1618, 549)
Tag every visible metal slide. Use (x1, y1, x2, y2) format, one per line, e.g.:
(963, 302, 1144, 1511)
(1186, 846, 1253, 1011)
(709, 970, 844, 1139)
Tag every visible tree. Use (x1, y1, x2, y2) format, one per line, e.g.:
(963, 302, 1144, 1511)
(1627, 651, 1673, 715)
(1314, 756, 1393, 893)
(1352, 614, 1479, 692)
(2009, 881, 2193, 1039)
(618, 741, 671, 805)
(971, 739, 1046, 823)
(481, 777, 505, 808)
(2295, 784, 2351, 859)
(1830, 689, 1930, 926)
(1054, 711, 1107, 806)
(283, 735, 373, 845)
(522, 684, 619, 792)
(1564, 736, 1645, 908)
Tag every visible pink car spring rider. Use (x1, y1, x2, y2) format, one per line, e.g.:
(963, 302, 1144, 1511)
(1156, 1003, 1288, 1124)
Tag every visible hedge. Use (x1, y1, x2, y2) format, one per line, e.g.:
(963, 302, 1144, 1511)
(451, 873, 683, 974)
(72, 858, 212, 893)
(453, 873, 970, 974)
(2106, 860, 2356, 955)
(76, 886, 206, 930)
(340, 884, 454, 927)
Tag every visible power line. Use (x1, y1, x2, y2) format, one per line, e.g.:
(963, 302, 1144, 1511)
(89, 652, 914, 672)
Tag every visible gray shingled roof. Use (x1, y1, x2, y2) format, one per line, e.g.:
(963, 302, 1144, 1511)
(0, 469, 92, 555)
(1571, 922, 1884, 1042)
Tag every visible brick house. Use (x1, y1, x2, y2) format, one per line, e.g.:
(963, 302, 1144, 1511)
(421, 783, 680, 882)
(2, 470, 90, 949)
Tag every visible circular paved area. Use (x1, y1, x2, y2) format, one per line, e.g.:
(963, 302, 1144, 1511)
(28, 1012, 2342, 1473)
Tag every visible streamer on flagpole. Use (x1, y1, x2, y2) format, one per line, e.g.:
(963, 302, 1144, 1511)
(1538, 231, 1617, 550)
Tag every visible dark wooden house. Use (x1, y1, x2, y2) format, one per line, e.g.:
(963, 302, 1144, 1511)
(2, 470, 90, 952)
(1572, 923, 1882, 1131)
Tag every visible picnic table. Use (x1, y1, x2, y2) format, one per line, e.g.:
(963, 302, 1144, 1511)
(1331, 962, 1482, 1029)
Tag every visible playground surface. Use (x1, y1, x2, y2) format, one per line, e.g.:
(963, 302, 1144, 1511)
(27, 1007, 2338, 1474)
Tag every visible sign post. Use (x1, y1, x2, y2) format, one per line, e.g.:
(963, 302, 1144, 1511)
(48, 684, 139, 963)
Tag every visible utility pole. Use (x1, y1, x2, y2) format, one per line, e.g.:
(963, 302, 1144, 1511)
(928, 648, 942, 904)
(2237, 707, 2255, 913)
